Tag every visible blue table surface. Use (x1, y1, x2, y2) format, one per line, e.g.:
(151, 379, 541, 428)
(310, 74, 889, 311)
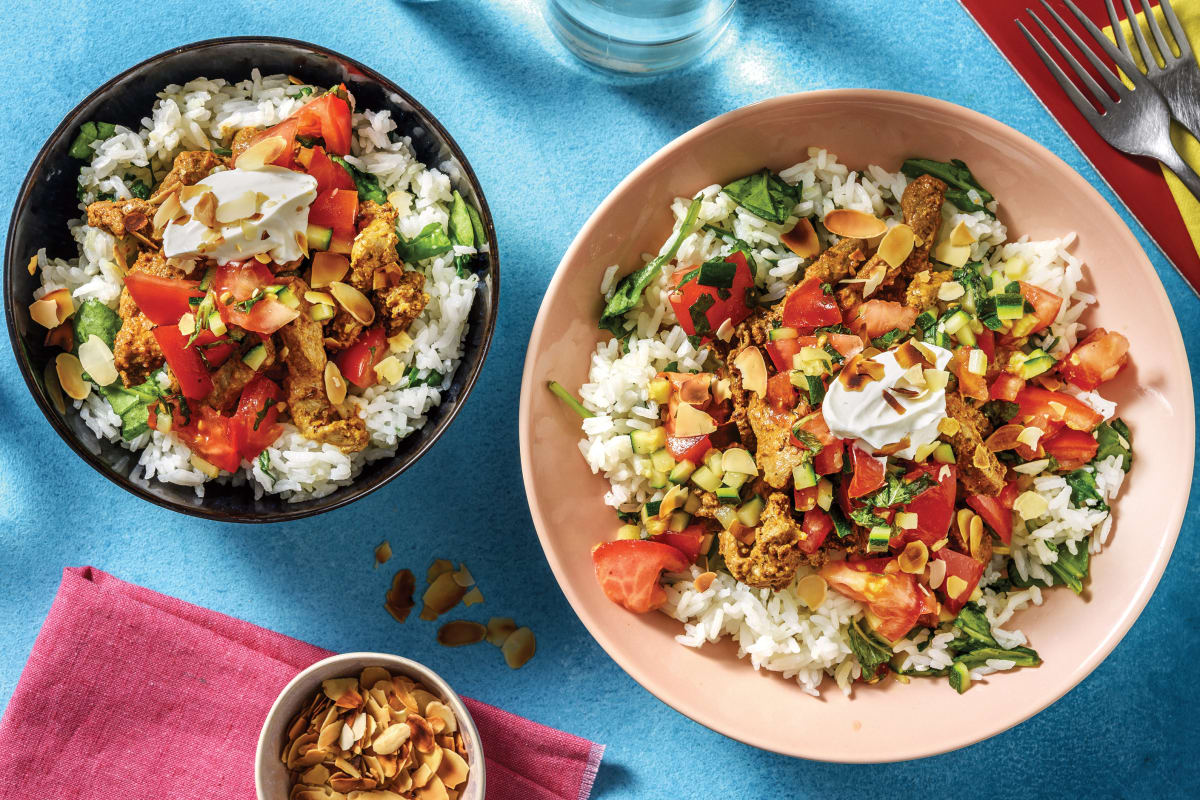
(1, 1, 1197, 796)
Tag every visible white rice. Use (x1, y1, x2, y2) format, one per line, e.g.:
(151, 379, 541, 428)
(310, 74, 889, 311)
(577, 148, 1128, 693)
(41, 71, 479, 501)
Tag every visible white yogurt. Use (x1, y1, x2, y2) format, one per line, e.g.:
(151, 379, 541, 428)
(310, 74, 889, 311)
(163, 166, 317, 265)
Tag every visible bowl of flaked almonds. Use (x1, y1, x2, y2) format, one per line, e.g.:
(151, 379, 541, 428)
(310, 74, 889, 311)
(256, 652, 482, 800)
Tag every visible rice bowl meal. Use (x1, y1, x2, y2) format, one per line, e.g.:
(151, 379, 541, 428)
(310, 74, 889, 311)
(26, 71, 485, 502)
(554, 148, 1133, 695)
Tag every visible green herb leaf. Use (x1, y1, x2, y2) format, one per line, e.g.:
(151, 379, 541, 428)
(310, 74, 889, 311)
(448, 190, 475, 249)
(829, 504, 854, 539)
(73, 299, 122, 351)
(688, 293, 716, 336)
(258, 450, 276, 483)
(867, 471, 935, 509)
(850, 506, 891, 529)
(1095, 419, 1132, 471)
(950, 605, 999, 651)
(127, 178, 150, 200)
(721, 168, 800, 224)
(1044, 539, 1090, 594)
(697, 257, 737, 289)
(900, 158, 995, 214)
(870, 328, 907, 350)
(813, 323, 852, 336)
(790, 424, 823, 454)
(330, 154, 387, 204)
(847, 618, 892, 670)
(953, 645, 1041, 670)
(805, 375, 825, 406)
(396, 222, 454, 264)
(68, 121, 117, 160)
(1065, 469, 1107, 509)
(980, 400, 1019, 428)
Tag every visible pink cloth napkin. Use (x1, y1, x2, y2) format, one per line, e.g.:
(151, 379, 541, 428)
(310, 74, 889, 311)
(0, 567, 603, 800)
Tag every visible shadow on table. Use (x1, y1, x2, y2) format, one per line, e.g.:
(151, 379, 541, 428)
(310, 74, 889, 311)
(590, 760, 633, 797)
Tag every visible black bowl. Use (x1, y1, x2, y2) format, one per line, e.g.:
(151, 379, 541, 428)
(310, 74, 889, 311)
(4, 37, 499, 522)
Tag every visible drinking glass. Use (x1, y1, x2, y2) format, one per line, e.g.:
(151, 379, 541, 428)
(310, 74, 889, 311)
(543, 0, 737, 75)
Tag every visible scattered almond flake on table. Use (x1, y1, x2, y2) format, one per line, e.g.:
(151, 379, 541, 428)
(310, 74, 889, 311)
(501, 627, 537, 670)
(436, 620, 488, 647)
(285, 667, 470, 798)
(374, 541, 392, 569)
(427, 559, 455, 584)
(384, 569, 416, 624)
(462, 587, 484, 606)
(485, 618, 517, 647)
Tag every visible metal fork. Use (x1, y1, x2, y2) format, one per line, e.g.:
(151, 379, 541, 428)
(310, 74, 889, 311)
(1102, 0, 1200, 143)
(1018, 2, 1200, 201)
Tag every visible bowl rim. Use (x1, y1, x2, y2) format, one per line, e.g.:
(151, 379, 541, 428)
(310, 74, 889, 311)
(253, 651, 485, 800)
(4, 35, 500, 523)
(518, 88, 1195, 761)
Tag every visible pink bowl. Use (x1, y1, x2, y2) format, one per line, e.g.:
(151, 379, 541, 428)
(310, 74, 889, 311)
(519, 90, 1194, 761)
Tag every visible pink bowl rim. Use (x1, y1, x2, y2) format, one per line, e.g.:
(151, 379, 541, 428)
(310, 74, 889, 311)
(519, 88, 1194, 761)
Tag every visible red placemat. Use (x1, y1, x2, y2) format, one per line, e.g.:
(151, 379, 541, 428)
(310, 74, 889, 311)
(961, 0, 1200, 293)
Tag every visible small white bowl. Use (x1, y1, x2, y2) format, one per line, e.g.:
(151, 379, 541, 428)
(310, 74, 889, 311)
(256, 652, 485, 800)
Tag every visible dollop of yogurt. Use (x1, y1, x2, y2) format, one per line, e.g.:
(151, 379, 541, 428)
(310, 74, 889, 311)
(163, 166, 318, 265)
(821, 342, 953, 459)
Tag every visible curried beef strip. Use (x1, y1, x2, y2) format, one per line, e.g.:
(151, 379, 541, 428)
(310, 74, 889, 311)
(945, 392, 1006, 495)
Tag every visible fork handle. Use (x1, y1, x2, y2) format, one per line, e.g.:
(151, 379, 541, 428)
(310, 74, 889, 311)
(1155, 143, 1200, 205)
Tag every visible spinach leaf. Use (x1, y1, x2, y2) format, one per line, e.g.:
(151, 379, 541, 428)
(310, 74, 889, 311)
(868, 471, 935, 509)
(951, 605, 998, 651)
(257, 451, 276, 484)
(721, 168, 800, 224)
(702, 224, 759, 278)
(870, 328, 907, 350)
(1095, 419, 1132, 471)
(847, 618, 892, 671)
(953, 645, 1041, 670)
(688, 294, 715, 336)
(980, 400, 1019, 428)
(330, 155, 387, 204)
(448, 190, 475, 248)
(1044, 540, 1090, 594)
(466, 202, 488, 246)
(791, 426, 823, 454)
(1065, 469, 1107, 509)
(99, 370, 166, 442)
(1006, 558, 1052, 590)
(73, 299, 122, 350)
(900, 158, 995, 214)
(405, 368, 444, 388)
(68, 121, 117, 160)
(599, 196, 703, 337)
(127, 178, 150, 200)
(829, 504, 854, 539)
(396, 222, 453, 263)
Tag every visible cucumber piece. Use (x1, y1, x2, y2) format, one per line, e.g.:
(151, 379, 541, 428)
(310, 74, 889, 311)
(943, 309, 970, 335)
(792, 462, 817, 489)
(715, 486, 742, 503)
(683, 492, 702, 514)
(199, 266, 216, 292)
(650, 448, 676, 473)
(648, 469, 669, 489)
(954, 322, 976, 347)
(241, 343, 268, 370)
(703, 449, 723, 475)
(1017, 349, 1055, 380)
(306, 223, 333, 251)
(617, 524, 642, 541)
(647, 377, 670, 405)
(995, 292, 1025, 321)
(276, 285, 300, 309)
(769, 326, 798, 341)
(866, 526, 892, 552)
(669, 459, 696, 484)
(737, 495, 765, 527)
(310, 303, 336, 322)
(722, 471, 748, 490)
(668, 511, 691, 532)
(630, 427, 666, 455)
(949, 661, 972, 694)
(932, 442, 956, 464)
(641, 501, 661, 523)
(816, 478, 833, 511)
(690, 465, 722, 493)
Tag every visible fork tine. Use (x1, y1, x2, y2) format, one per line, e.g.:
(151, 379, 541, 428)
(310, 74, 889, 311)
(1159, 0, 1192, 57)
(1063, 0, 1156, 88)
(1041, 0, 1127, 97)
(1120, 0, 1161, 69)
(1136, 0, 1175, 63)
(1018, 18, 1105, 123)
(1104, 0, 1133, 60)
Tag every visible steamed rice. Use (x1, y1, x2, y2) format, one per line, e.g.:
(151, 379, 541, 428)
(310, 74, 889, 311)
(37, 71, 480, 501)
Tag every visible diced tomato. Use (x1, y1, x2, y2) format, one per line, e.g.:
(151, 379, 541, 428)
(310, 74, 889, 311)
(241, 117, 301, 169)
(303, 145, 356, 194)
(767, 333, 863, 372)
(1016, 386, 1103, 434)
(1042, 427, 1099, 470)
(794, 485, 818, 513)
(814, 439, 844, 475)
(1057, 328, 1130, 390)
(952, 348, 988, 402)
(989, 373, 1025, 403)
(821, 560, 923, 641)
(799, 509, 833, 554)
(665, 434, 711, 465)
(189, 329, 237, 370)
(847, 444, 886, 498)
(898, 464, 956, 547)
(845, 300, 918, 340)
(230, 375, 284, 461)
(792, 412, 843, 474)
(651, 526, 707, 562)
(212, 261, 299, 336)
(764, 337, 801, 373)
(765, 371, 798, 416)
(162, 405, 241, 474)
(151, 325, 212, 399)
(667, 252, 756, 340)
(966, 481, 1019, 544)
(933, 549, 985, 614)
(123, 272, 203, 326)
(1018, 282, 1063, 334)
(295, 93, 353, 156)
(975, 327, 995, 360)
(916, 584, 941, 627)
(592, 539, 690, 613)
(309, 187, 359, 241)
(335, 325, 388, 389)
(781, 276, 842, 332)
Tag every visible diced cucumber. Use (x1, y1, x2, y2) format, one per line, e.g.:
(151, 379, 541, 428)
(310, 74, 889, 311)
(630, 427, 667, 455)
(276, 285, 300, 310)
(669, 459, 696, 485)
(310, 303, 336, 322)
(953, 322, 976, 347)
(703, 449, 723, 475)
(207, 309, 228, 336)
(690, 465, 722, 493)
(617, 524, 642, 540)
(647, 377, 671, 405)
(648, 469, 669, 489)
(792, 462, 817, 489)
(668, 511, 691, 532)
(737, 495, 765, 527)
(1009, 312, 1041, 338)
(816, 478, 833, 511)
(1016, 348, 1055, 380)
(722, 471, 748, 490)
(241, 343, 268, 370)
(199, 266, 216, 291)
(650, 448, 676, 473)
(641, 501, 661, 523)
(943, 309, 970, 335)
(306, 223, 333, 251)
(683, 492, 702, 514)
(949, 661, 972, 694)
(867, 526, 892, 552)
(995, 292, 1025, 321)
(715, 486, 742, 504)
(933, 442, 956, 464)
(769, 326, 798, 341)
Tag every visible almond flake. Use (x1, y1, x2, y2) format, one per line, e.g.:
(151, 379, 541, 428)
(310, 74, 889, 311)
(462, 587, 484, 606)
(451, 565, 474, 587)
(374, 541, 392, 568)
(311, 251, 350, 287)
(949, 220, 977, 246)
(781, 217, 820, 257)
(823, 208, 887, 239)
(877, 223, 915, 268)
(78, 334, 118, 387)
(732, 346, 767, 396)
(436, 620, 487, 647)
(26, 254, 38, 275)
(330, 280, 375, 325)
(501, 627, 536, 669)
(324, 360, 348, 405)
(945, 574, 968, 599)
(55, 353, 89, 400)
(928, 557, 947, 590)
(216, 190, 257, 223)
(795, 574, 827, 610)
(236, 134, 287, 170)
(485, 617, 516, 647)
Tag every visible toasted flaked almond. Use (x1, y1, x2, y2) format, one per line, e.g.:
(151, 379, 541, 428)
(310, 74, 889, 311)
(451, 565, 474, 587)
(78, 334, 118, 387)
(501, 627, 536, 669)
(694, 571, 717, 593)
(423, 572, 469, 618)
(329, 280, 375, 325)
(153, 191, 183, 232)
(1016, 426, 1043, 449)
(932, 237, 970, 268)
(424, 701, 456, 735)
(317, 719, 343, 750)
(26, 253, 38, 275)
(371, 721, 411, 755)
(311, 251, 350, 287)
(928, 557, 947, 590)
(823, 208, 887, 239)
(712, 377, 732, 404)
(945, 574, 968, 599)
(937, 417, 960, 436)
(657, 484, 688, 518)
(43, 360, 66, 414)
(236, 134, 288, 170)
(385, 568, 416, 624)
(894, 511, 919, 530)
(427, 559, 455, 583)
(323, 678, 363, 709)
(781, 217, 821, 258)
(437, 747, 469, 789)
(373, 541, 392, 568)
(360, 667, 392, 692)
(1013, 489, 1049, 520)
(949, 220, 977, 246)
(796, 574, 827, 610)
(462, 586, 484, 606)
(956, 508, 976, 541)
(408, 715, 437, 755)
(671, 402, 717, 437)
(877, 223, 915, 268)
(969, 516, 985, 560)
(485, 617, 516, 647)
(389, 331, 414, 353)
(304, 290, 335, 307)
(732, 345, 767, 396)
(373, 355, 405, 386)
(437, 620, 487, 647)
(31, 287, 74, 329)
(715, 317, 734, 342)
(216, 190, 258, 223)
(55, 352, 89, 400)
(859, 258, 888, 299)
(178, 311, 196, 337)
(937, 279, 965, 301)
(193, 190, 218, 228)
(180, 183, 212, 203)
(898, 540, 929, 574)
(324, 360, 348, 406)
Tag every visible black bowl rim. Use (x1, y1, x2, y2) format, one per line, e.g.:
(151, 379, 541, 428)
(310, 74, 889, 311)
(4, 35, 500, 524)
